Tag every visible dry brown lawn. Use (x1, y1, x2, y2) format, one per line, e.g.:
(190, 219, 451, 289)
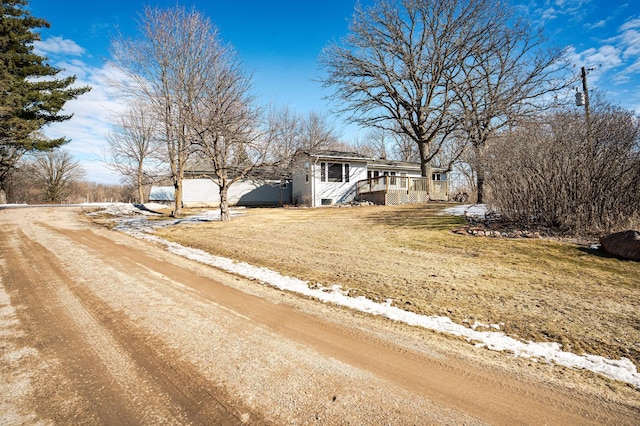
(153, 203, 640, 367)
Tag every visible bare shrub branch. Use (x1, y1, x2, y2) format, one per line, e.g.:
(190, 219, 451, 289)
(487, 94, 640, 234)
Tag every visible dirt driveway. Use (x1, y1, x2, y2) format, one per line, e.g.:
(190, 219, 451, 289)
(1, 207, 638, 425)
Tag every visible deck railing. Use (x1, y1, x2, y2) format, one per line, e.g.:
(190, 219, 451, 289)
(356, 175, 430, 195)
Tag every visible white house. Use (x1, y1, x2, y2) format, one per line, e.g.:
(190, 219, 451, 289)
(292, 151, 449, 207)
(149, 151, 448, 208)
(291, 151, 369, 206)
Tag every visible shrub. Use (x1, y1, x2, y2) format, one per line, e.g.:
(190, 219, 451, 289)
(486, 96, 640, 234)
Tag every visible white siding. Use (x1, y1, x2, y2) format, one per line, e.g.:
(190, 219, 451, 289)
(183, 179, 218, 204)
(367, 167, 422, 178)
(150, 179, 291, 207)
(311, 161, 367, 207)
(291, 158, 313, 206)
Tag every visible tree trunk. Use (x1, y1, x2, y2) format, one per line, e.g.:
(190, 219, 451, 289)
(418, 140, 432, 200)
(219, 182, 230, 222)
(418, 141, 429, 177)
(137, 162, 145, 204)
(474, 145, 486, 204)
(173, 179, 182, 217)
(476, 173, 486, 204)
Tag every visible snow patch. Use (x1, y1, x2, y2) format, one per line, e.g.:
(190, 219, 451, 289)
(441, 204, 489, 218)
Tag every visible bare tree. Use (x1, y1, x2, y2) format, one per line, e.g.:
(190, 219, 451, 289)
(454, 15, 570, 203)
(263, 104, 303, 170)
(189, 40, 264, 222)
(390, 131, 419, 162)
(26, 149, 85, 203)
(263, 105, 340, 176)
(111, 5, 214, 217)
(320, 0, 502, 185)
(300, 111, 341, 152)
(75, 181, 133, 203)
(363, 128, 389, 159)
(105, 101, 164, 203)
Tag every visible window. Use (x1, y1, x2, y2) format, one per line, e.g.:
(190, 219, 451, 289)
(328, 163, 342, 182)
(320, 162, 350, 182)
(304, 162, 310, 184)
(432, 173, 447, 181)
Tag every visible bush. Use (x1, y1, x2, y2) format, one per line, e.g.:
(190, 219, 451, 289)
(486, 97, 640, 234)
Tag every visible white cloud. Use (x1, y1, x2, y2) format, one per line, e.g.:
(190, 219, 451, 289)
(611, 57, 640, 85)
(565, 45, 622, 78)
(541, 6, 558, 20)
(582, 45, 623, 69)
(33, 36, 85, 56)
(620, 29, 640, 59)
(587, 16, 640, 90)
(531, 2, 639, 113)
(41, 58, 135, 183)
(620, 17, 640, 31)
(584, 19, 607, 30)
(539, 0, 591, 22)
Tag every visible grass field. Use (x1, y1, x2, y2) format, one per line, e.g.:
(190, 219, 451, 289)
(153, 203, 640, 368)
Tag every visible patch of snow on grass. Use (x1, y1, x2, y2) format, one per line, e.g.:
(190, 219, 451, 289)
(114, 210, 640, 389)
(88, 203, 244, 232)
(90, 203, 156, 217)
(442, 204, 488, 218)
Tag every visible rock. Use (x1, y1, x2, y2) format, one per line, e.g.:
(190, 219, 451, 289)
(599, 230, 640, 261)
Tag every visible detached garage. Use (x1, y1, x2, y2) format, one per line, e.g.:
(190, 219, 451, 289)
(150, 178, 292, 207)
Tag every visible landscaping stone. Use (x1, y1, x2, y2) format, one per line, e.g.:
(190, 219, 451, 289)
(599, 230, 640, 261)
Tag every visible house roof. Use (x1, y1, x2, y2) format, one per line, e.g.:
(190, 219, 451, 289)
(184, 162, 289, 181)
(304, 150, 447, 173)
(368, 158, 421, 171)
(304, 150, 372, 162)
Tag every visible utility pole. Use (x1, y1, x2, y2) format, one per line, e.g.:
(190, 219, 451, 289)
(576, 66, 595, 142)
(581, 66, 591, 128)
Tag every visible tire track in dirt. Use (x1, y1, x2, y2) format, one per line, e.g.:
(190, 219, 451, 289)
(1, 228, 143, 424)
(50, 225, 639, 425)
(0, 224, 265, 425)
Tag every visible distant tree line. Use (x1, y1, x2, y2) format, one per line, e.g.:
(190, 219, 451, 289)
(5, 150, 134, 204)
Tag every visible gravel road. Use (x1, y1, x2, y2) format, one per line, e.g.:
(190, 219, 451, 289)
(1, 207, 638, 425)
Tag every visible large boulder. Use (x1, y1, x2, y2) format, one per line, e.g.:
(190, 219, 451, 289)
(599, 230, 640, 261)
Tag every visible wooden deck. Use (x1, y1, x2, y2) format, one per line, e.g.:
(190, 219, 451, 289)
(356, 176, 448, 204)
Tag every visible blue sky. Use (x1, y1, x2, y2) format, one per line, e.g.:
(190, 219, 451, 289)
(26, 0, 640, 183)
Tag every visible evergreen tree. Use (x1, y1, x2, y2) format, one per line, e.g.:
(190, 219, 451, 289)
(0, 0, 90, 201)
